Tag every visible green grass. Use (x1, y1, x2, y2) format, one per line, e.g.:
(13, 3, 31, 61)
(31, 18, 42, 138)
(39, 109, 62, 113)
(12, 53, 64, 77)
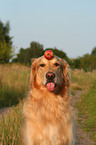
(77, 79, 96, 142)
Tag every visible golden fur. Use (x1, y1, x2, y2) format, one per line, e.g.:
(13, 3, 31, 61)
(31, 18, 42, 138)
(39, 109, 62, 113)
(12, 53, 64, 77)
(22, 55, 75, 145)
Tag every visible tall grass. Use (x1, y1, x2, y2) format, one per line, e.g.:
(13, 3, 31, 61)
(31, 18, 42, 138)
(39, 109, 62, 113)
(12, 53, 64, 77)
(0, 64, 30, 107)
(71, 70, 96, 93)
(0, 103, 23, 145)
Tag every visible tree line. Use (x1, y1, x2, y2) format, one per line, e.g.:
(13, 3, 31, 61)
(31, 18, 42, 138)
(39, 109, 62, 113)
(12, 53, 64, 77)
(13, 42, 69, 64)
(0, 20, 96, 71)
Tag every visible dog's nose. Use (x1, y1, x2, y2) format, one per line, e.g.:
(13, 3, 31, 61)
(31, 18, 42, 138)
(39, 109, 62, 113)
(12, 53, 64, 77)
(46, 72, 55, 80)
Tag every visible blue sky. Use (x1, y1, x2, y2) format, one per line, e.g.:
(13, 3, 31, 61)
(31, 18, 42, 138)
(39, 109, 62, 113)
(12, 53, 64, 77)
(1, 0, 96, 58)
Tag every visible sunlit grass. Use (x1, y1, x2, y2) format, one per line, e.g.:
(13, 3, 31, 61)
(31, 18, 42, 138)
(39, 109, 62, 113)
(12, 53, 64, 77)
(0, 64, 30, 107)
(71, 70, 96, 94)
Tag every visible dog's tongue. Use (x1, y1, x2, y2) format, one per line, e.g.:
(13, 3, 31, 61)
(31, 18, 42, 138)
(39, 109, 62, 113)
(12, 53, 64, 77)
(46, 82, 55, 92)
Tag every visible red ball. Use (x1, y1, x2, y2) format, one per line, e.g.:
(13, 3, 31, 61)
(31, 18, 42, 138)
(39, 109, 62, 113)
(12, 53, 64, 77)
(44, 50, 54, 60)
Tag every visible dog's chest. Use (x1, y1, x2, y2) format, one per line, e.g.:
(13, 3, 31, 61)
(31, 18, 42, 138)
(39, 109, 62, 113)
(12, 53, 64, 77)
(24, 96, 73, 145)
(36, 100, 71, 143)
(40, 116, 72, 145)
(37, 97, 65, 123)
(43, 123, 61, 145)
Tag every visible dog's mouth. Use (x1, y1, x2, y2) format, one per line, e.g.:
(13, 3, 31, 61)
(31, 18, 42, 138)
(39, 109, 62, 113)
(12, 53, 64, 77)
(46, 82, 56, 92)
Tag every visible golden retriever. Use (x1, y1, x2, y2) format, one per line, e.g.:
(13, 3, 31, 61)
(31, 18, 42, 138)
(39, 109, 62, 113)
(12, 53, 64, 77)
(22, 53, 76, 145)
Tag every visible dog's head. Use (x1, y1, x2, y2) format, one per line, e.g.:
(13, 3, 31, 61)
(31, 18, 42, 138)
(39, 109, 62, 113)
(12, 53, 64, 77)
(30, 51, 70, 93)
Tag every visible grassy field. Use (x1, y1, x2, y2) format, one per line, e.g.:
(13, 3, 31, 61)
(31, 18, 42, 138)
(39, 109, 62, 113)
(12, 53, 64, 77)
(0, 64, 96, 144)
(0, 64, 30, 107)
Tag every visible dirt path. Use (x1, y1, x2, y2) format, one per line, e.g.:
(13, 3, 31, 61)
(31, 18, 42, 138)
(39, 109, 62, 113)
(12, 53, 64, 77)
(0, 107, 11, 119)
(72, 91, 95, 145)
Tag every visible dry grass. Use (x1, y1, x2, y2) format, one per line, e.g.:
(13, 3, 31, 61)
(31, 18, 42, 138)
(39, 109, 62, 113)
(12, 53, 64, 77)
(71, 69, 96, 93)
(0, 64, 30, 107)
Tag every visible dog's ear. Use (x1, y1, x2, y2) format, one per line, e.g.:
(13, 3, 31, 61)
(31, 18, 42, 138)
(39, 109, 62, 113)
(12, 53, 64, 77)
(30, 58, 37, 88)
(61, 59, 71, 86)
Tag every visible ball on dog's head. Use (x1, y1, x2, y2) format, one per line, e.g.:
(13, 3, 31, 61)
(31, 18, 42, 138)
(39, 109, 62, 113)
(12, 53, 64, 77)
(44, 50, 54, 60)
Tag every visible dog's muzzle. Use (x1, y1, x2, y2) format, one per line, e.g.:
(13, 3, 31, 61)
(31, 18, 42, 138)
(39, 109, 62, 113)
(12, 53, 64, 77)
(46, 72, 56, 92)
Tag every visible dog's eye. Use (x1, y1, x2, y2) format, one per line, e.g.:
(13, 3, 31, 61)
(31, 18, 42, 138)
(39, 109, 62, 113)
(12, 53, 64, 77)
(54, 63, 60, 67)
(40, 64, 45, 67)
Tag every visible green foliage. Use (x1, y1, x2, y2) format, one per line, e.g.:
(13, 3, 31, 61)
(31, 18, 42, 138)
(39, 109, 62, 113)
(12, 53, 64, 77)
(91, 47, 96, 56)
(0, 40, 13, 63)
(0, 21, 13, 63)
(73, 57, 81, 69)
(16, 42, 44, 65)
(81, 54, 96, 71)
(72, 51, 96, 71)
